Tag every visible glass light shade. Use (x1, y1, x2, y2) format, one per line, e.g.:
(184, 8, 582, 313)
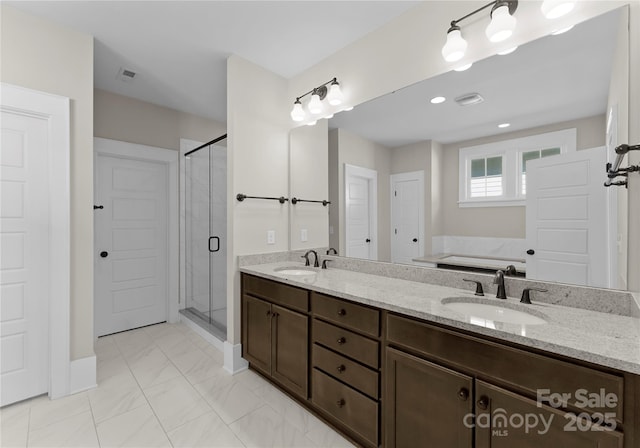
(552, 25, 574, 35)
(307, 120, 317, 126)
(497, 46, 518, 55)
(454, 63, 473, 72)
(486, 5, 517, 43)
(290, 101, 305, 122)
(308, 92, 323, 114)
(541, 0, 575, 19)
(327, 82, 344, 106)
(441, 29, 467, 62)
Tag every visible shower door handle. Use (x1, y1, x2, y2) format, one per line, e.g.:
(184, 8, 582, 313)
(209, 236, 220, 253)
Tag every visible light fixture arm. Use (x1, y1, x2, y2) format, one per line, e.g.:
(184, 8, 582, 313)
(448, 0, 518, 31)
(294, 77, 338, 103)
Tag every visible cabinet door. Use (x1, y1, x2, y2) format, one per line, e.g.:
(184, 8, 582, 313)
(475, 380, 623, 448)
(385, 347, 473, 448)
(242, 294, 272, 375)
(271, 304, 309, 398)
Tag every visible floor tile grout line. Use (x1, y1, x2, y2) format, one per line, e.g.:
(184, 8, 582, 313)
(85, 391, 103, 448)
(109, 328, 178, 447)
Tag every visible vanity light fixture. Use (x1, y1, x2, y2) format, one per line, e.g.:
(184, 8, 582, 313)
(552, 25, 574, 35)
(441, 0, 518, 63)
(290, 77, 344, 124)
(430, 96, 446, 104)
(541, 0, 575, 19)
(454, 63, 473, 71)
(497, 46, 518, 55)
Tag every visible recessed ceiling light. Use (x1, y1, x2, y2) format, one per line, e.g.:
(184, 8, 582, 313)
(454, 63, 473, 72)
(552, 25, 574, 35)
(497, 46, 518, 55)
(498, 123, 510, 128)
(430, 96, 446, 104)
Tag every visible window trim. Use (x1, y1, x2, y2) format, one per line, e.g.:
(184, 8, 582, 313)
(458, 128, 577, 207)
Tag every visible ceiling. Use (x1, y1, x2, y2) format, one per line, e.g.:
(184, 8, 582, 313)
(7, 0, 421, 124)
(329, 7, 620, 146)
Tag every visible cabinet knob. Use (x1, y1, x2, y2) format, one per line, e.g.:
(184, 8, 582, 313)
(336, 337, 346, 345)
(477, 396, 489, 410)
(458, 387, 469, 401)
(337, 308, 346, 316)
(337, 365, 346, 373)
(336, 399, 346, 408)
(266, 310, 271, 316)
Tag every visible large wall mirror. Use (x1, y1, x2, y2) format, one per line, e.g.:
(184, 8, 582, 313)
(322, 6, 630, 291)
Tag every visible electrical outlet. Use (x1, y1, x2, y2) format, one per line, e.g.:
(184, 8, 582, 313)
(301, 229, 308, 242)
(267, 230, 275, 245)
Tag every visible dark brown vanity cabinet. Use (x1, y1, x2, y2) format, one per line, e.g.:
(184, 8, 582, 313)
(386, 347, 474, 447)
(241, 275, 309, 399)
(310, 292, 382, 448)
(242, 274, 638, 448)
(385, 313, 629, 448)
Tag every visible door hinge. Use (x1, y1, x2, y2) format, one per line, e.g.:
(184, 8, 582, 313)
(394, 228, 397, 235)
(394, 190, 397, 197)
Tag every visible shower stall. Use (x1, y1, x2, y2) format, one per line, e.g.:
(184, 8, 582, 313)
(181, 135, 227, 340)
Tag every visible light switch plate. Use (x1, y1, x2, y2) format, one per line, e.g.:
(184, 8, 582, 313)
(267, 230, 275, 245)
(301, 229, 308, 242)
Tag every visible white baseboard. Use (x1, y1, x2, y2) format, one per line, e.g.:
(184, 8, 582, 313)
(223, 341, 248, 375)
(69, 355, 96, 394)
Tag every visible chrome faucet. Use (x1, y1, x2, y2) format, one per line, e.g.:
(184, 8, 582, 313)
(301, 250, 319, 267)
(493, 270, 507, 299)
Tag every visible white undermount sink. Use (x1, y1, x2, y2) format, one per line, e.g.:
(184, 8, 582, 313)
(273, 267, 317, 276)
(442, 298, 547, 326)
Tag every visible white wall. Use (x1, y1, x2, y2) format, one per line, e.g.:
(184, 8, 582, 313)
(95, 89, 226, 150)
(227, 55, 290, 344)
(290, 123, 329, 251)
(1, 5, 94, 360)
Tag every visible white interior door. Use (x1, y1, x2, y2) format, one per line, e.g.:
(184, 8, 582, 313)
(526, 147, 608, 287)
(391, 171, 424, 265)
(95, 155, 169, 336)
(1, 110, 50, 406)
(345, 164, 377, 260)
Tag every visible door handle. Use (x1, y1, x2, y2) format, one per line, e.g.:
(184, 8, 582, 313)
(526, 249, 535, 255)
(365, 238, 371, 243)
(412, 238, 418, 242)
(209, 236, 220, 253)
(100, 251, 108, 258)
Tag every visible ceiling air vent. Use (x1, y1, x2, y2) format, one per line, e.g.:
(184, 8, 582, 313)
(117, 68, 137, 83)
(455, 92, 484, 106)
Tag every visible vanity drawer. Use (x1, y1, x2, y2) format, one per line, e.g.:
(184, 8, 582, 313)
(242, 274, 309, 313)
(313, 319, 379, 369)
(312, 292, 380, 337)
(386, 313, 624, 418)
(312, 368, 379, 447)
(312, 343, 379, 399)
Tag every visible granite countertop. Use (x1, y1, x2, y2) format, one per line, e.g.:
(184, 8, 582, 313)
(240, 261, 640, 375)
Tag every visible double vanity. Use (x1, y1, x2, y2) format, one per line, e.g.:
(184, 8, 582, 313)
(240, 261, 640, 448)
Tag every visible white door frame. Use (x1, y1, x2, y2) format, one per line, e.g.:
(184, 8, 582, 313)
(94, 138, 179, 329)
(1, 83, 71, 399)
(390, 171, 425, 264)
(344, 164, 377, 259)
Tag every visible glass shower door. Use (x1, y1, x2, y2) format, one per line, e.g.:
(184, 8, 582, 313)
(184, 138, 227, 339)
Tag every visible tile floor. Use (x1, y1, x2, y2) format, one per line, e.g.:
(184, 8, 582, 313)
(0, 322, 355, 448)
